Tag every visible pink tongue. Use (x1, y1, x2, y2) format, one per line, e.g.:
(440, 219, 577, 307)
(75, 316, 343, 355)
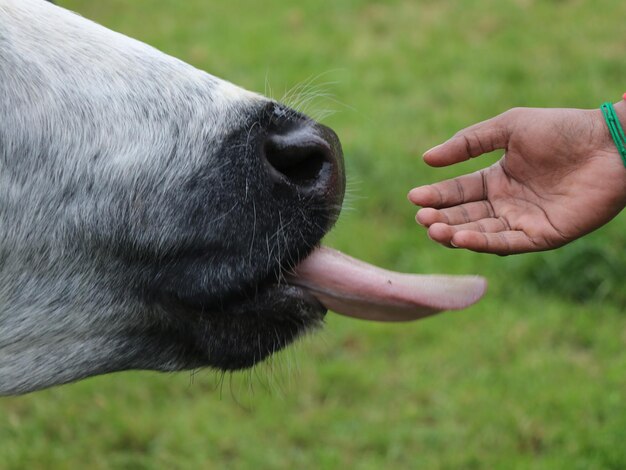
(288, 247, 487, 322)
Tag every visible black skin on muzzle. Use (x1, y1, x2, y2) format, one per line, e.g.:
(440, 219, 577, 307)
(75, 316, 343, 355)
(138, 102, 345, 371)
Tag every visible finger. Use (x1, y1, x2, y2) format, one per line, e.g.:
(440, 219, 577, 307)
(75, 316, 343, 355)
(427, 218, 509, 245)
(423, 110, 515, 167)
(408, 170, 487, 208)
(416, 200, 495, 227)
(451, 230, 539, 255)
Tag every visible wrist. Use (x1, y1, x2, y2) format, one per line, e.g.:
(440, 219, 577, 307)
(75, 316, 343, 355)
(612, 99, 626, 131)
(593, 99, 626, 156)
(600, 98, 626, 204)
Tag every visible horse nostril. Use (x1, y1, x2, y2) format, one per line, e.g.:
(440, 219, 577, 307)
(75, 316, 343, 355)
(265, 141, 328, 187)
(264, 126, 336, 194)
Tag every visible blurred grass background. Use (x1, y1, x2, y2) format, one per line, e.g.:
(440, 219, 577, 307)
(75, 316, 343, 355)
(2, 0, 626, 468)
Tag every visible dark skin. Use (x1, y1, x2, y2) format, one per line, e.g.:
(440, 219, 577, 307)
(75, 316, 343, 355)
(408, 101, 626, 255)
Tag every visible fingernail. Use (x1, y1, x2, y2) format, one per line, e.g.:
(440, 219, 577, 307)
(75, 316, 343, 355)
(450, 240, 459, 248)
(408, 187, 424, 202)
(423, 143, 443, 157)
(415, 212, 424, 226)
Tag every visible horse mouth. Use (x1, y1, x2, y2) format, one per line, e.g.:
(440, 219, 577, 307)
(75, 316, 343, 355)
(158, 223, 487, 373)
(196, 242, 488, 371)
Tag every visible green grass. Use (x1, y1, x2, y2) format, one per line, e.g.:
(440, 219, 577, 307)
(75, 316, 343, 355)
(2, 0, 626, 468)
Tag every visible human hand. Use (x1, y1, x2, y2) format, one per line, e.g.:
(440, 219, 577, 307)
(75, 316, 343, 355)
(408, 104, 626, 255)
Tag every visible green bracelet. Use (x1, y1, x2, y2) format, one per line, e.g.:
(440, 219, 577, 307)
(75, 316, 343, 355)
(600, 102, 626, 167)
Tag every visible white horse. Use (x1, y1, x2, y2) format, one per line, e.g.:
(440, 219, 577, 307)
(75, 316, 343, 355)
(0, 0, 485, 395)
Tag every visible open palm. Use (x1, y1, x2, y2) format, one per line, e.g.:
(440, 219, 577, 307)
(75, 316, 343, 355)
(409, 106, 626, 255)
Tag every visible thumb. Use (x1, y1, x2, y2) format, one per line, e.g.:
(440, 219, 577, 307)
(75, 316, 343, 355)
(423, 110, 515, 167)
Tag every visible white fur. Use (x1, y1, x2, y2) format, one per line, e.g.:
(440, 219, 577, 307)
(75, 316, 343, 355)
(0, 0, 270, 394)
(0, 0, 339, 396)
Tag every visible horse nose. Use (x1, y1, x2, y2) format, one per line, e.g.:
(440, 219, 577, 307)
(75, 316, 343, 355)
(263, 122, 345, 201)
